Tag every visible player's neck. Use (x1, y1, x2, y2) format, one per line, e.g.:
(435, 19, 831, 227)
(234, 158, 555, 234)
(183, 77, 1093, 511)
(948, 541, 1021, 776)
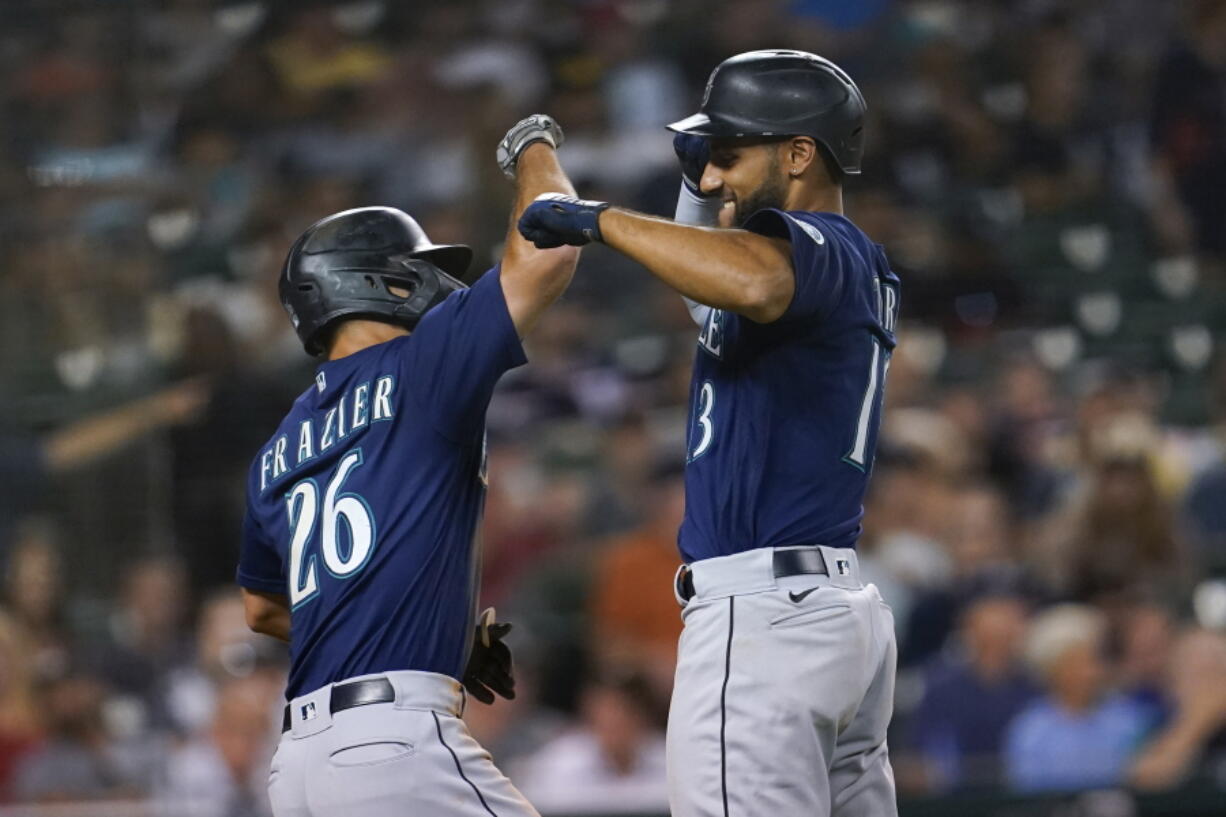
(786, 183, 843, 216)
(327, 320, 410, 361)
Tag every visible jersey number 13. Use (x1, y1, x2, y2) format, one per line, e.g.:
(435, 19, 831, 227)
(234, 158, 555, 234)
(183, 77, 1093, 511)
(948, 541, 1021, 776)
(688, 339, 890, 468)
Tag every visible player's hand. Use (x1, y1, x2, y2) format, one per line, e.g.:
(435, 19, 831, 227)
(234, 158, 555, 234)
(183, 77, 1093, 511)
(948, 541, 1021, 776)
(673, 132, 711, 196)
(462, 608, 516, 705)
(517, 193, 610, 248)
(497, 115, 564, 180)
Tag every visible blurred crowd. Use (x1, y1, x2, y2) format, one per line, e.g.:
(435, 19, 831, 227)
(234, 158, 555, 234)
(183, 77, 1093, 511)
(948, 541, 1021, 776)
(3, 0, 1226, 814)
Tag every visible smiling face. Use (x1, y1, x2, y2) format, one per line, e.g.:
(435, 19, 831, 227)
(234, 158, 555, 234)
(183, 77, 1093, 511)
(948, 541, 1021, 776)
(701, 137, 791, 228)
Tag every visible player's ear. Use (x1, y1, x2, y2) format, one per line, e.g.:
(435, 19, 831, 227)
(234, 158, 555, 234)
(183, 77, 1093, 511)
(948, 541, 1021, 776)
(785, 137, 818, 179)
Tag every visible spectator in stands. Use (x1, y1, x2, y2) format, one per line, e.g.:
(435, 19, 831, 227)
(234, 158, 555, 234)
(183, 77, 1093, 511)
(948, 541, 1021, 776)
(901, 484, 1027, 666)
(1069, 439, 1185, 600)
(1035, 411, 1185, 600)
(585, 413, 657, 538)
(906, 588, 1038, 791)
(589, 465, 685, 697)
(513, 671, 668, 814)
(1004, 604, 1149, 792)
(0, 382, 208, 565)
(1181, 363, 1226, 574)
(1129, 628, 1226, 790)
(3, 519, 70, 681)
(1150, 0, 1226, 257)
(0, 612, 42, 802)
(87, 557, 194, 732)
(158, 675, 279, 817)
(11, 671, 139, 802)
(1116, 601, 1178, 728)
(165, 589, 286, 737)
(857, 448, 955, 639)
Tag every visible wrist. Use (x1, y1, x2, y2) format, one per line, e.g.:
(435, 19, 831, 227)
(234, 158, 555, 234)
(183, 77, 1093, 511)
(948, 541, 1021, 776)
(516, 141, 554, 176)
(594, 205, 615, 244)
(521, 140, 553, 160)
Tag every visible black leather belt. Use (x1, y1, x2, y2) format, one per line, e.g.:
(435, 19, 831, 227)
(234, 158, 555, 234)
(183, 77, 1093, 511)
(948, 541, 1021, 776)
(282, 677, 395, 732)
(676, 547, 829, 602)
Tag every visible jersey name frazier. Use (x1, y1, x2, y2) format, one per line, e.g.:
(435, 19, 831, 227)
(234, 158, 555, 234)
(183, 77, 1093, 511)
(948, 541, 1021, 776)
(258, 374, 396, 493)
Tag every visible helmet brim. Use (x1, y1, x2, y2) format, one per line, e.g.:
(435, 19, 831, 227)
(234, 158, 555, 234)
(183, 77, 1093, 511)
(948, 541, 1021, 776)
(667, 113, 718, 135)
(666, 112, 791, 140)
(413, 244, 476, 284)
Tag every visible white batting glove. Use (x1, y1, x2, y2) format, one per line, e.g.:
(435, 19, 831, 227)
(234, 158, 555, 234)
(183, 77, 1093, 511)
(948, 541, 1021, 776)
(497, 114, 564, 180)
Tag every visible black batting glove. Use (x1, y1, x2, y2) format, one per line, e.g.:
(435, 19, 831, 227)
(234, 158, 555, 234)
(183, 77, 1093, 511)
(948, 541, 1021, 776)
(673, 132, 711, 195)
(462, 608, 516, 705)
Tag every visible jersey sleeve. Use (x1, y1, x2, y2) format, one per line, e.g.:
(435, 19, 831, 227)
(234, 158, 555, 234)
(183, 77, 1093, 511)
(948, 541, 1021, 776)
(743, 208, 847, 325)
(236, 507, 285, 594)
(398, 266, 528, 440)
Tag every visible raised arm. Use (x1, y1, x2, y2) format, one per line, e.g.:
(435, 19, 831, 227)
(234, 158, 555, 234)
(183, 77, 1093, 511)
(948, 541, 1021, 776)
(519, 196, 794, 324)
(496, 116, 581, 337)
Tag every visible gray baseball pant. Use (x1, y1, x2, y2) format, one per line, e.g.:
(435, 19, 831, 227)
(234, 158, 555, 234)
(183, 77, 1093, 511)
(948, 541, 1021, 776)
(667, 546, 898, 817)
(268, 670, 538, 817)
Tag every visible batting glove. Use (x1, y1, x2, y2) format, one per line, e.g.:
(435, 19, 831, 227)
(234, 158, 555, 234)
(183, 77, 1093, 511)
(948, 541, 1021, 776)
(497, 114, 564, 180)
(462, 607, 516, 705)
(518, 193, 610, 248)
(673, 132, 711, 196)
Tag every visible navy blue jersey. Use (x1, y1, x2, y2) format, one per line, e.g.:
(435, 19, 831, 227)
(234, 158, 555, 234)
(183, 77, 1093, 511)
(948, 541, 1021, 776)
(236, 268, 525, 699)
(679, 210, 900, 563)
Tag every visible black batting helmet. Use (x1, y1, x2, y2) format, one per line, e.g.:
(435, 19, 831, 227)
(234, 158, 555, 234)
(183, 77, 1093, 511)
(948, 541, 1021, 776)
(280, 207, 475, 356)
(668, 49, 867, 175)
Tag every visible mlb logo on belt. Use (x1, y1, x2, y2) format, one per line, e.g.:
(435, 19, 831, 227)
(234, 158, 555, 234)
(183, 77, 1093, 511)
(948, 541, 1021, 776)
(836, 559, 851, 576)
(301, 701, 317, 721)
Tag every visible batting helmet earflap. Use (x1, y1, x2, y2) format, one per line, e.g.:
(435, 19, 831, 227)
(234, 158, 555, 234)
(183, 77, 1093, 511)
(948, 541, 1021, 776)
(280, 207, 475, 356)
(668, 50, 867, 175)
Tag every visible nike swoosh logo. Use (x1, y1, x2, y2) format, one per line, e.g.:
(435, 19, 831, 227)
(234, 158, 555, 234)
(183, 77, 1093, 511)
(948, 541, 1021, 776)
(788, 587, 819, 603)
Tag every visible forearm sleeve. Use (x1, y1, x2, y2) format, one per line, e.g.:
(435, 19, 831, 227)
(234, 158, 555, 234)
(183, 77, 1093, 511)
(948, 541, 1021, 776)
(675, 180, 722, 325)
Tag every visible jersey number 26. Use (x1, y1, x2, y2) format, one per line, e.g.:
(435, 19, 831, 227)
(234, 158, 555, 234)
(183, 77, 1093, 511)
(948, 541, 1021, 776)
(285, 448, 377, 609)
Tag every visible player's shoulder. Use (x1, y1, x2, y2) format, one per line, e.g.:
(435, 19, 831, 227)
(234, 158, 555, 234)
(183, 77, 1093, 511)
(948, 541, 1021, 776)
(744, 208, 867, 257)
(404, 265, 502, 338)
(793, 210, 875, 255)
(793, 211, 898, 284)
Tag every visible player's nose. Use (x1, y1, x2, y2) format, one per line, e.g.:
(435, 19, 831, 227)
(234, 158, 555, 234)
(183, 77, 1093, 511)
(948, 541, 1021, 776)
(699, 165, 723, 197)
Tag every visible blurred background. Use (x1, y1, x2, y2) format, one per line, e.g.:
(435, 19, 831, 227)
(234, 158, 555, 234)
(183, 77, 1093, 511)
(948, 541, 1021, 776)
(2, 0, 1226, 815)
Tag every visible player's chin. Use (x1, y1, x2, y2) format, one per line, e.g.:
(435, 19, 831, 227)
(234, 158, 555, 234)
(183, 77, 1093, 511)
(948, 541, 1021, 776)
(718, 200, 737, 228)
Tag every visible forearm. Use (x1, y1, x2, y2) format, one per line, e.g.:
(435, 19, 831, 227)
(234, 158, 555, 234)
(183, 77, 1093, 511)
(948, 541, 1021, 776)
(501, 144, 580, 335)
(505, 144, 578, 277)
(44, 384, 195, 471)
(1129, 714, 1217, 789)
(599, 207, 793, 322)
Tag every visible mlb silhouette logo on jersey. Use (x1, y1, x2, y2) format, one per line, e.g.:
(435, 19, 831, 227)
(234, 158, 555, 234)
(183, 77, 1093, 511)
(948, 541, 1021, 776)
(301, 702, 317, 721)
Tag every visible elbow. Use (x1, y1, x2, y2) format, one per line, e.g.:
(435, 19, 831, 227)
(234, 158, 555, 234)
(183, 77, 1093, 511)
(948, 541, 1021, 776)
(540, 244, 581, 274)
(243, 594, 284, 636)
(245, 607, 271, 635)
(524, 245, 580, 292)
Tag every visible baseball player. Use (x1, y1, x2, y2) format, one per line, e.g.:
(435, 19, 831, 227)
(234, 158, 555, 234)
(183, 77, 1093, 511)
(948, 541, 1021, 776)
(519, 51, 901, 816)
(236, 115, 578, 817)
